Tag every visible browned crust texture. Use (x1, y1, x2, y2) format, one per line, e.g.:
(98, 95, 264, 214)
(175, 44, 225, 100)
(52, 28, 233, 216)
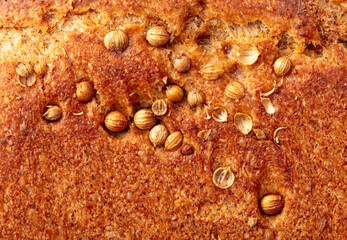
(0, 0, 346, 239)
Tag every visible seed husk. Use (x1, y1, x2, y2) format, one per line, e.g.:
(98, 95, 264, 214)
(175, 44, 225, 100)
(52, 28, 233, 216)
(104, 111, 128, 132)
(212, 167, 235, 189)
(164, 131, 183, 151)
(273, 127, 287, 147)
(104, 30, 129, 53)
(260, 194, 284, 215)
(16, 62, 33, 77)
(17, 74, 37, 87)
(72, 112, 84, 116)
(261, 98, 275, 114)
(212, 108, 228, 122)
(34, 61, 47, 76)
(152, 99, 167, 116)
(146, 26, 170, 47)
(134, 109, 156, 130)
(43, 105, 62, 122)
(166, 85, 184, 103)
(187, 89, 205, 107)
(253, 129, 266, 140)
(273, 56, 291, 76)
(149, 124, 169, 147)
(199, 63, 224, 80)
(225, 81, 245, 100)
(260, 86, 277, 97)
(237, 44, 260, 65)
(234, 113, 253, 135)
(248, 218, 258, 227)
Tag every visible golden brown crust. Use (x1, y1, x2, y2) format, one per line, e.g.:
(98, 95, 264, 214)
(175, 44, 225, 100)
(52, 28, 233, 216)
(0, 0, 346, 239)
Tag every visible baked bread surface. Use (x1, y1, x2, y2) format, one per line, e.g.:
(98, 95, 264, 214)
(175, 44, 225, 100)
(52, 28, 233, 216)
(0, 0, 346, 239)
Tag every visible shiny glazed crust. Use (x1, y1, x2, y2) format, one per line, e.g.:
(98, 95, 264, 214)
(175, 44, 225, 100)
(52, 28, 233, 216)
(0, 0, 346, 239)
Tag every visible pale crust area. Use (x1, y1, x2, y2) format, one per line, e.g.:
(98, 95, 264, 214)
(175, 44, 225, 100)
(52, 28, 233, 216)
(0, 0, 346, 239)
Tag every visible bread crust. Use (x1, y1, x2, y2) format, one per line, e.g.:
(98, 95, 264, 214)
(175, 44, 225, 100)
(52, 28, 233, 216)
(0, 0, 346, 239)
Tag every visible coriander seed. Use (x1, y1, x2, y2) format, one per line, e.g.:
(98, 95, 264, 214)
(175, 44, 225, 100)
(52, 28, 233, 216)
(212, 108, 228, 122)
(104, 30, 129, 53)
(199, 63, 224, 80)
(146, 26, 170, 47)
(134, 109, 156, 130)
(76, 81, 95, 102)
(165, 131, 183, 151)
(225, 81, 245, 100)
(166, 85, 183, 103)
(43, 105, 62, 122)
(237, 43, 260, 65)
(149, 124, 169, 147)
(261, 97, 275, 114)
(34, 61, 47, 76)
(260, 194, 284, 215)
(104, 111, 128, 132)
(273, 56, 291, 76)
(234, 113, 253, 135)
(173, 56, 191, 73)
(187, 89, 205, 107)
(16, 62, 33, 77)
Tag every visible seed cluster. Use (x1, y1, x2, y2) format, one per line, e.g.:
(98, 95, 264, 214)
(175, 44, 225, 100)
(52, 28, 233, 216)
(16, 62, 37, 87)
(15, 22, 293, 211)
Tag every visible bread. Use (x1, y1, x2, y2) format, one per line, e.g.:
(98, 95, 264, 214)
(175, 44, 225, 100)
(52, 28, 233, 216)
(0, 0, 346, 239)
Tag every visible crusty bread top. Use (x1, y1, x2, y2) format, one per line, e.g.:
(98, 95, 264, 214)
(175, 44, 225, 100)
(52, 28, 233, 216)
(0, 0, 346, 239)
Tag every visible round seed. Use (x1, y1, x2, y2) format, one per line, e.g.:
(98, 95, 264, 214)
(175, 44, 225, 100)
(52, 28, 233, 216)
(165, 131, 183, 151)
(16, 62, 33, 77)
(173, 56, 191, 73)
(260, 194, 284, 215)
(237, 44, 260, 65)
(104, 111, 128, 132)
(234, 113, 253, 135)
(104, 30, 129, 53)
(199, 63, 224, 80)
(43, 105, 62, 122)
(225, 81, 245, 100)
(166, 85, 184, 103)
(149, 124, 169, 147)
(146, 26, 170, 47)
(134, 109, 156, 130)
(76, 81, 95, 102)
(34, 61, 47, 76)
(187, 89, 205, 107)
(273, 56, 291, 76)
